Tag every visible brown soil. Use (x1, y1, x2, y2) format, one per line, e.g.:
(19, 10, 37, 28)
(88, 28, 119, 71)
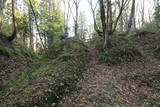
(58, 33, 160, 107)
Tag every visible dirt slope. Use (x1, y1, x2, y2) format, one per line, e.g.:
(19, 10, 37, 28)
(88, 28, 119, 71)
(58, 33, 160, 107)
(0, 34, 39, 98)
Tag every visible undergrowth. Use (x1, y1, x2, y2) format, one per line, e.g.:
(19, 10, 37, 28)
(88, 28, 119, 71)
(96, 35, 143, 64)
(127, 71, 160, 90)
(147, 98, 160, 107)
(0, 38, 90, 107)
(0, 40, 42, 61)
(154, 41, 160, 59)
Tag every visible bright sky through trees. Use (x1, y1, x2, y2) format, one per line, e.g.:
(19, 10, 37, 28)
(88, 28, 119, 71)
(15, 0, 155, 37)
(67, 0, 154, 25)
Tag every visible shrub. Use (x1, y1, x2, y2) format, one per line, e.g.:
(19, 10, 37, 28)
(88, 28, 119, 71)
(12, 47, 22, 55)
(139, 21, 160, 33)
(58, 53, 75, 61)
(147, 98, 160, 107)
(15, 40, 41, 59)
(98, 47, 142, 64)
(0, 39, 90, 107)
(154, 41, 160, 59)
(97, 36, 143, 64)
(0, 45, 12, 56)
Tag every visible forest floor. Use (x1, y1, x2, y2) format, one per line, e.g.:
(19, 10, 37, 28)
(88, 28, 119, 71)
(1, 33, 160, 107)
(58, 33, 160, 107)
(0, 37, 89, 107)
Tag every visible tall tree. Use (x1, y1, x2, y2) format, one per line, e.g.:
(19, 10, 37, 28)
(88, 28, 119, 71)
(28, 9, 34, 49)
(28, 0, 45, 48)
(98, 0, 127, 48)
(8, 0, 17, 41)
(125, 0, 135, 34)
(88, 0, 102, 36)
(62, 0, 71, 35)
(70, 0, 81, 37)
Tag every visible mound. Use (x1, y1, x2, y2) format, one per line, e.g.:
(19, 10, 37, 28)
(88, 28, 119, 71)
(0, 38, 89, 107)
(97, 36, 143, 64)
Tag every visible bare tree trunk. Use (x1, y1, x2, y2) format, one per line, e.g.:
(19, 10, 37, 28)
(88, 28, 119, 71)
(44, 31, 47, 48)
(141, 0, 145, 27)
(99, 0, 127, 48)
(125, 0, 135, 34)
(73, 0, 81, 37)
(29, 11, 34, 49)
(117, 0, 123, 31)
(28, 0, 45, 49)
(75, 3, 78, 37)
(88, 0, 102, 37)
(99, 0, 106, 37)
(0, 10, 3, 31)
(99, 0, 108, 48)
(0, 0, 7, 31)
(8, 0, 17, 41)
(49, 0, 56, 11)
(0, 0, 3, 31)
(120, 16, 123, 31)
(108, 0, 113, 33)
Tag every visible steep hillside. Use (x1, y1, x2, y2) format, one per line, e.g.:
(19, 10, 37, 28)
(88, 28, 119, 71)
(58, 32, 160, 107)
(0, 34, 38, 90)
(1, 32, 160, 107)
(0, 35, 89, 107)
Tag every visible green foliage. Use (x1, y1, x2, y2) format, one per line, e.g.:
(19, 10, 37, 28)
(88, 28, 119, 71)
(97, 36, 143, 64)
(0, 22, 13, 37)
(46, 38, 66, 58)
(147, 98, 160, 107)
(139, 21, 160, 32)
(15, 40, 41, 59)
(154, 41, 160, 59)
(38, 0, 64, 48)
(0, 38, 41, 60)
(98, 50, 122, 64)
(16, 13, 29, 40)
(0, 39, 90, 107)
(154, 5, 160, 26)
(58, 53, 75, 61)
(0, 45, 12, 56)
(98, 47, 142, 64)
(12, 47, 22, 55)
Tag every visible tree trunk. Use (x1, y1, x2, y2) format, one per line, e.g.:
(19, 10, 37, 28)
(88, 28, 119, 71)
(88, 0, 102, 37)
(125, 0, 135, 34)
(75, 3, 79, 37)
(141, 0, 145, 27)
(28, 0, 45, 49)
(99, 0, 106, 37)
(8, 0, 17, 41)
(29, 11, 34, 49)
